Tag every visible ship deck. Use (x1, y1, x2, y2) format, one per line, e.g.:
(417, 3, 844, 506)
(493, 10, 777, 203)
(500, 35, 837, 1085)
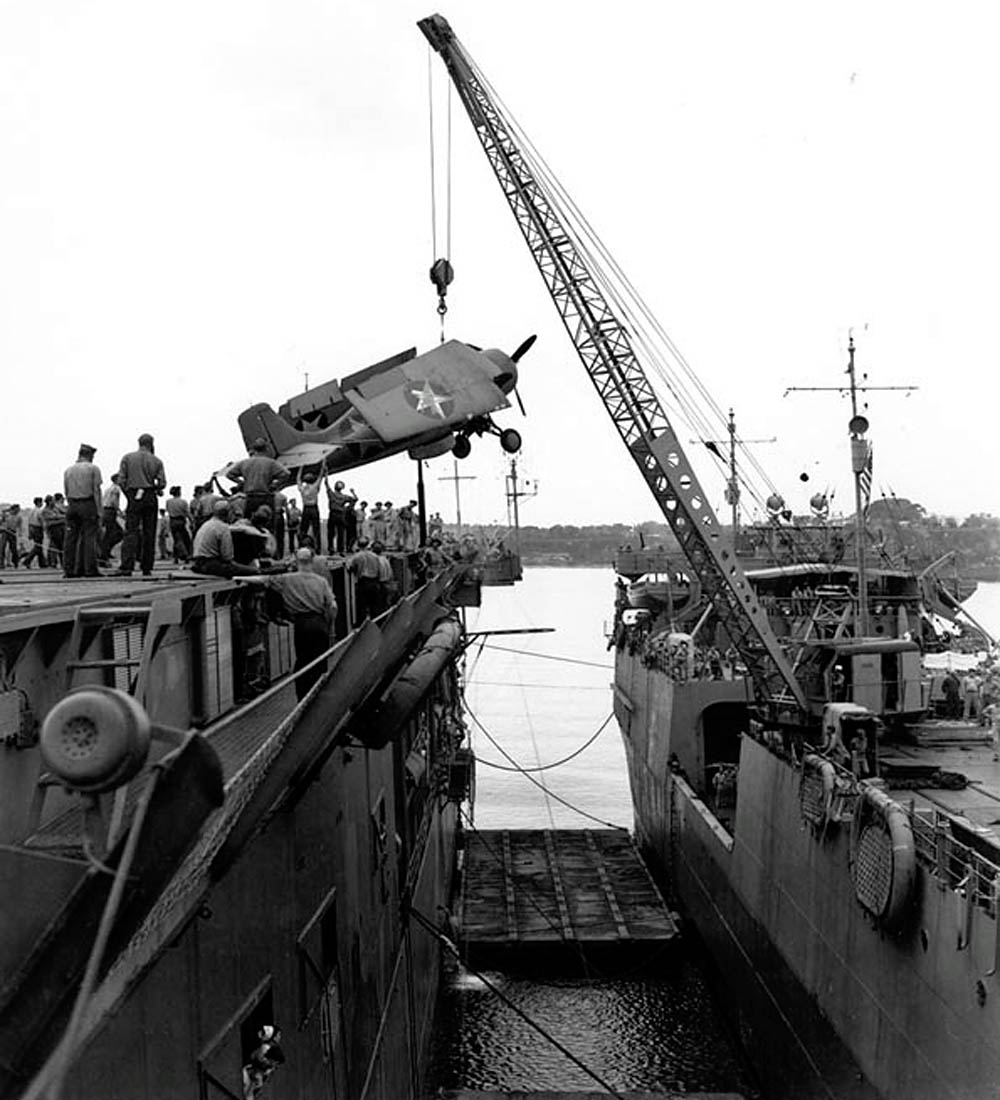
(882, 727, 1000, 840)
(0, 566, 232, 624)
(459, 828, 680, 973)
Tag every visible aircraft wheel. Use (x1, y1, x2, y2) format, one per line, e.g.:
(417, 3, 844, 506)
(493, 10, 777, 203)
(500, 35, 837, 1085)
(500, 428, 522, 454)
(452, 435, 472, 459)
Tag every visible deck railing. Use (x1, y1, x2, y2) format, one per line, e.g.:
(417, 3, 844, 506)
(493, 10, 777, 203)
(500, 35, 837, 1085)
(908, 805, 1000, 919)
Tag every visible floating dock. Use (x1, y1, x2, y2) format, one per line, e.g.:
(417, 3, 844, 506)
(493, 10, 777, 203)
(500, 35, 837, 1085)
(459, 829, 680, 972)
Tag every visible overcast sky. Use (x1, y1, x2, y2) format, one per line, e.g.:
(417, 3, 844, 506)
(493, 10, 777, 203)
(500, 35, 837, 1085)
(2, 1, 997, 529)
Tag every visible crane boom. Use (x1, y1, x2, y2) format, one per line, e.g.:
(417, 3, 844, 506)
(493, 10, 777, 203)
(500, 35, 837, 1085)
(419, 14, 805, 711)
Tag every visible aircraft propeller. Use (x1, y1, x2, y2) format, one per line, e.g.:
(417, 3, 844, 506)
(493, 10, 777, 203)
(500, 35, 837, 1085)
(489, 333, 535, 416)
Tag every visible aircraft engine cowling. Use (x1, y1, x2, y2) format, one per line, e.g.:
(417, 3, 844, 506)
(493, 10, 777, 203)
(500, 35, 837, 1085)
(482, 349, 518, 394)
(409, 434, 457, 461)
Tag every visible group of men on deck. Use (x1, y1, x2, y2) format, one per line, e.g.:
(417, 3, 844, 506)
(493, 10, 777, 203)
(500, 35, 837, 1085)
(52, 434, 167, 579)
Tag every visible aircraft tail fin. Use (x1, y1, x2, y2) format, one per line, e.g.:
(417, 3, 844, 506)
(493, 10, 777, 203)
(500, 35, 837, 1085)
(238, 403, 312, 458)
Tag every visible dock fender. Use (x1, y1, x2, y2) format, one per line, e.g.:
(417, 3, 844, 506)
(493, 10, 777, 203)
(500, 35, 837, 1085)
(850, 785, 917, 932)
(350, 614, 463, 749)
(799, 753, 836, 829)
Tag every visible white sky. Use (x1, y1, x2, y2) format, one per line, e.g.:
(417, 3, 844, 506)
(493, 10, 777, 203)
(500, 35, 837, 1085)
(2, 1, 998, 528)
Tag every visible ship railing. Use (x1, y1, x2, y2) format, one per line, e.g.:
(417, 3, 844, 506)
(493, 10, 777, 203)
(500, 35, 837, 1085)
(908, 805, 1000, 918)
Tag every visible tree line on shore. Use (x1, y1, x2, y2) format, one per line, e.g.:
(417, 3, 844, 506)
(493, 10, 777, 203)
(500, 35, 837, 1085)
(479, 499, 1000, 576)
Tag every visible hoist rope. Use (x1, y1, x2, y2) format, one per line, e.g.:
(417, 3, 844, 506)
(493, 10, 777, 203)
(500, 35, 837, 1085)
(462, 697, 626, 830)
(470, 711, 614, 772)
(427, 46, 438, 263)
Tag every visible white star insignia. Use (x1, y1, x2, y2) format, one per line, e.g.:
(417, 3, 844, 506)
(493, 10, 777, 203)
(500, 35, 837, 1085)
(415, 381, 446, 417)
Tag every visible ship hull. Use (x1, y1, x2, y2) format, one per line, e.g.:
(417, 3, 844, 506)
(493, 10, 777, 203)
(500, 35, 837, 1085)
(615, 650, 1000, 1100)
(0, 564, 476, 1100)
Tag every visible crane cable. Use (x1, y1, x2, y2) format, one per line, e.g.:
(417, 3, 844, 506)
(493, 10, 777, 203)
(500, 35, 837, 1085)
(469, 55, 781, 515)
(427, 48, 454, 340)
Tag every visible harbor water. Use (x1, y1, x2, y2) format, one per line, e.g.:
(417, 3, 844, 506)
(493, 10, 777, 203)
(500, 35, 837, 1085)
(428, 566, 756, 1097)
(428, 567, 1000, 1097)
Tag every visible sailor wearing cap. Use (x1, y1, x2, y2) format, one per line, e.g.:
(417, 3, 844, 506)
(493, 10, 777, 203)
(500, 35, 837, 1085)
(226, 438, 290, 534)
(63, 444, 103, 578)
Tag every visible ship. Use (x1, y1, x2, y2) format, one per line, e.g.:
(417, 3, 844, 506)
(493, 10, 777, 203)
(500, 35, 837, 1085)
(419, 15, 1000, 1098)
(609, 346, 1000, 1099)
(0, 506, 494, 1098)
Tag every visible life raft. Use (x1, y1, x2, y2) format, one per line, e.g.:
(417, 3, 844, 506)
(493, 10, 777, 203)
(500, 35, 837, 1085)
(851, 785, 917, 932)
(800, 753, 837, 828)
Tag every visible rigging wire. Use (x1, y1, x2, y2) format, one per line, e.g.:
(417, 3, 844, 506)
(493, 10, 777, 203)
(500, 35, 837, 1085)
(479, 642, 613, 670)
(446, 78, 453, 258)
(469, 680, 607, 691)
(463, 698, 626, 830)
(472, 711, 613, 772)
(467, 54, 782, 516)
(509, 646, 556, 828)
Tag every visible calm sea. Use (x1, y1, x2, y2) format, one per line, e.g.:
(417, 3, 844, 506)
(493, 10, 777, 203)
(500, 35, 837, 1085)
(429, 569, 1000, 1097)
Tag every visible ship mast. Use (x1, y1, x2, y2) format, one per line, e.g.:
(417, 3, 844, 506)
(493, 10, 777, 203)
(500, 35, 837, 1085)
(698, 410, 775, 539)
(846, 338, 872, 634)
(786, 335, 917, 637)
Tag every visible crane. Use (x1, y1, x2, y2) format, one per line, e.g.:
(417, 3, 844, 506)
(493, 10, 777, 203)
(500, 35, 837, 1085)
(419, 14, 806, 713)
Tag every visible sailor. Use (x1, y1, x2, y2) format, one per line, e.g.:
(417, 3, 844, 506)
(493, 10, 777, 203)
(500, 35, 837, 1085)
(190, 500, 260, 578)
(347, 536, 382, 620)
(286, 498, 301, 552)
(166, 486, 192, 563)
(227, 439, 290, 532)
(272, 488, 288, 557)
(270, 548, 337, 701)
(962, 671, 981, 721)
(322, 474, 356, 554)
(62, 443, 102, 578)
(942, 670, 962, 719)
(831, 664, 847, 702)
(0, 505, 21, 569)
(374, 540, 395, 612)
(40, 495, 64, 568)
(984, 702, 1000, 761)
(22, 497, 46, 569)
(231, 506, 277, 566)
(116, 433, 167, 576)
(198, 481, 223, 526)
(99, 475, 123, 565)
(241, 1024, 285, 1100)
(296, 467, 322, 550)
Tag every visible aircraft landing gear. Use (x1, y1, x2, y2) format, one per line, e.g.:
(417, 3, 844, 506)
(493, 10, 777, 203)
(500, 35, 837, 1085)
(499, 428, 522, 454)
(452, 435, 472, 459)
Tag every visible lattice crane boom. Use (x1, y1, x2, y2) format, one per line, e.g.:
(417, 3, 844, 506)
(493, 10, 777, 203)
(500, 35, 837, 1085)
(419, 13, 806, 712)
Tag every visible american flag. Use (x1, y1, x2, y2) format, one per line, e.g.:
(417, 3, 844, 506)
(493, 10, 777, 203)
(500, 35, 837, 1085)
(859, 442, 873, 515)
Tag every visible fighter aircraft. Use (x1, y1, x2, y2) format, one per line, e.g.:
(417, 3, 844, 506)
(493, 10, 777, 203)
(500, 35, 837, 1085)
(236, 336, 534, 474)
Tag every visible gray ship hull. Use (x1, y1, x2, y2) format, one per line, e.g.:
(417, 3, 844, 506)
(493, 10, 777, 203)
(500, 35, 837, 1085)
(615, 651, 1000, 1100)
